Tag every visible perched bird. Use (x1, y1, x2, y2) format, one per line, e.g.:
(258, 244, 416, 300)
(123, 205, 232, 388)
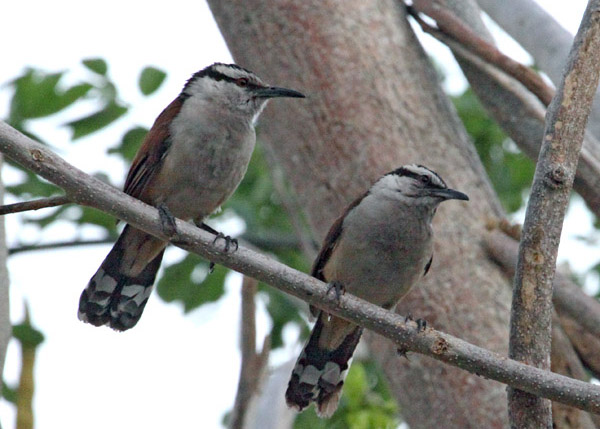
(78, 63, 304, 331)
(285, 164, 468, 417)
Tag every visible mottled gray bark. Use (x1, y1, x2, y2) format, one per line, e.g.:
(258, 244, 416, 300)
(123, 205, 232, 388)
(206, 1, 512, 427)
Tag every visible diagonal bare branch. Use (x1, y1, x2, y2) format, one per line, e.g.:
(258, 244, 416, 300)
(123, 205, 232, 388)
(409, 1, 554, 105)
(2, 122, 600, 415)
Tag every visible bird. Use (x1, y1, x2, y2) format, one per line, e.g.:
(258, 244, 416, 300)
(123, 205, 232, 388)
(78, 63, 304, 331)
(285, 164, 468, 417)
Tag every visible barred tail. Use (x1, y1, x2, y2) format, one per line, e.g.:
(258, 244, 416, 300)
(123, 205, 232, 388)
(285, 314, 363, 418)
(78, 225, 165, 331)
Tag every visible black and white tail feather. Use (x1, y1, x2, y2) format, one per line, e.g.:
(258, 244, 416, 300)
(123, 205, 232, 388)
(78, 226, 164, 331)
(286, 315, 363, 417)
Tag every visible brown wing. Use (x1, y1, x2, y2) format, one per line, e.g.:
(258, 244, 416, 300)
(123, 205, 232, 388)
(311, 191, 368, 280)
(123, 97, 183, 201)
(309, 191, 368, 317)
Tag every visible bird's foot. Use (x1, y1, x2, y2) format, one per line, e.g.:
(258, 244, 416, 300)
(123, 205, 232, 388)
(158, 204, 178, 239)
(326, 281, 345, 303)
(196, 222, 238, 253)
(405, 313, 427, 333)
(213, 232, 239, 253)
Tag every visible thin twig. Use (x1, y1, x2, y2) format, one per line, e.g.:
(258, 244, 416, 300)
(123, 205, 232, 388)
(408, 1, 554, 105)
(230, 276, 271, 429)
(8, 238, 115, 255)
(508, 2, 600, 426)
(0, 195, 71, 215)
(2, 122, 600, 415)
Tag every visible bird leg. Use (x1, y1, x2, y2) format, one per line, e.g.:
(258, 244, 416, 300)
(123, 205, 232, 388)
(158, 204, 178, 238)
(194, 221, 238, 272)
(326, 281, 346, 303)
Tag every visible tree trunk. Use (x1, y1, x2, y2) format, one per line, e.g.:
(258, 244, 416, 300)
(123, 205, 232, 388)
(207, 1, 511, 426)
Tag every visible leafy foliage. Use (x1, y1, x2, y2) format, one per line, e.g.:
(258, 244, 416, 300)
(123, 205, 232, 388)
(452, 88, 535, 213)
(157, 254, 228, 312)
(108, 126, 149, 162)
(3, 61, 164, 233)
(294, 361, 399, 429)
(138, 67, 167, 96)
(8, 69, 92, 127)
(82, 58, 108, 76)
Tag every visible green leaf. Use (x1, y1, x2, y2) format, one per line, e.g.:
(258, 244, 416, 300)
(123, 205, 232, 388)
(82, 58, 108, 76)
(12, 323, 45, 348)
(65, 101, 128, 139)
(156, 254, 227, 312)
(139, 67, 166, 95)
(108, 126, 148, 161)
(6, 169, 61, 198)
(8, 69, 93, 123)
(2, 381, 17, 404)
(75, 206, 119, 234)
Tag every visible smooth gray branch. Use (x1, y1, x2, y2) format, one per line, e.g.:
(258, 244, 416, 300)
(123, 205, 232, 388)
(508, 2, 600, 426)
(1, 120, 600, 414)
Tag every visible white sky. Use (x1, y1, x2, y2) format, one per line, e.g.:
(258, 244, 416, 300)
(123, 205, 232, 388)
(0, 1, 597, 428)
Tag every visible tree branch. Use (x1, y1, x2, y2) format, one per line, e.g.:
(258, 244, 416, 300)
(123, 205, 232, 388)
(230, 276, 270, 429)
(508, 3, 600, 426)
(0, 195, 71, 215)
(410, 0, 554, 105)
(408, 2, 600, 221)
(2, 122, 600, 415)
(476, 0, 600, 144)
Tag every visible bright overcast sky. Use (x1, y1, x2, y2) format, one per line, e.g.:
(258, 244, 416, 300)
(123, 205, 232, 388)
(0, 1, 595, 429)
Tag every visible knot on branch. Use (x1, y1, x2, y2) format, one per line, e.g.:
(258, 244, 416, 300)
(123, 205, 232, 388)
(30, 149, 44, 162)
(544, 164, 568, 189)
(432, 337, 449, 355)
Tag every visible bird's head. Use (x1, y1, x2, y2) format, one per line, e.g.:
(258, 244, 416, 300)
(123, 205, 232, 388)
(371, 164, 469, 207)
(182, 63, 304, 120)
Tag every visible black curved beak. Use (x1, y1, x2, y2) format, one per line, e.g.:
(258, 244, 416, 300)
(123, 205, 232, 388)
(428, 188, 469, 201)
(253, 86, 305, 99)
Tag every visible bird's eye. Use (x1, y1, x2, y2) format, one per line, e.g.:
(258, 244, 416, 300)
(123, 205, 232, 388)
(236, 77, 249, 87)
(420, 175, 431, 184)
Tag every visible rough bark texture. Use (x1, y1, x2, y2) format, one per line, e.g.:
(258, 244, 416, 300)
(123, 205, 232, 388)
(508, 2, 600, 426)
(207, 1, 512, 427)
(0, 155, 10, 400)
